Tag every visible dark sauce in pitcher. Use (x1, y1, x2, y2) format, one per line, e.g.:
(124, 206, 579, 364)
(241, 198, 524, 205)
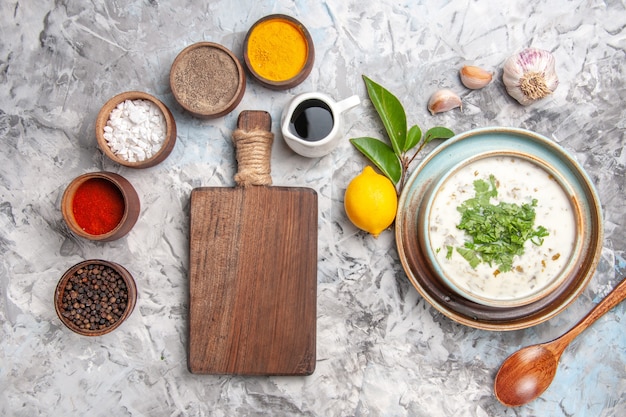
(289, 99, 334, 142)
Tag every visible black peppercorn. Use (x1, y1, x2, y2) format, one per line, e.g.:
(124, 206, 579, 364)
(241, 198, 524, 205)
(59, 263, 129, 332)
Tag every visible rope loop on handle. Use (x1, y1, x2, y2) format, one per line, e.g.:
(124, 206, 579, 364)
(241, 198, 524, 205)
(232, 128, 274, 186)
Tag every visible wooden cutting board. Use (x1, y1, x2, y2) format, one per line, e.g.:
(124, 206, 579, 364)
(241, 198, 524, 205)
(188, 111, 318, 375)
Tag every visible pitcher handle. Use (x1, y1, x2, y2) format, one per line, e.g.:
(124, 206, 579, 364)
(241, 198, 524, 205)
(335, 95, 361, 114)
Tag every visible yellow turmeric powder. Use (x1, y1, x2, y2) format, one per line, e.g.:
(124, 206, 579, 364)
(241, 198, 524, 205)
(247, 18, 308, 82)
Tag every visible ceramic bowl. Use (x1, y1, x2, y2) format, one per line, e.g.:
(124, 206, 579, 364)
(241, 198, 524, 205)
(61, 171, 140, 242)
(95, 91, 177, 168)
(243, 14, 314, 90)
(55, 259, 137, 336)
(418, 151, 579, 308)
(395, 127, 603, 331)
(170, 42, 246, 118)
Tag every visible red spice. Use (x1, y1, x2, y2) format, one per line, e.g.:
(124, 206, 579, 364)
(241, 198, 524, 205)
(72, 178, 125, 235)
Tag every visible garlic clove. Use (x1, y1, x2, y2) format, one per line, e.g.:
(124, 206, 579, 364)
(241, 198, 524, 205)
(502, 47, 559, 106)
(459, 65, 493, 89)
(427, 89, 462, 115)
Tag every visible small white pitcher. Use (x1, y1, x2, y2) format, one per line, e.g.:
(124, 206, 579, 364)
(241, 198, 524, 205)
(281, 92, 360, 158)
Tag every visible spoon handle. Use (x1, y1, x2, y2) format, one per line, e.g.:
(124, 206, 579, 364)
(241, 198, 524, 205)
(549, 276, 626, 353)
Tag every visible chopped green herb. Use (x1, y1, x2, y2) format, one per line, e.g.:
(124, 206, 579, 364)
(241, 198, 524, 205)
(455, 175, 549, 272)
(445, 245, 454, 259)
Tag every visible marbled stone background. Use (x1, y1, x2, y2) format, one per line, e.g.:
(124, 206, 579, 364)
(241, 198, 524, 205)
(1, 0, 624, 416)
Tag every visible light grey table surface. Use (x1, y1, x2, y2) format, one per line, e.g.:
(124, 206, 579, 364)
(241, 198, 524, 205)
(1, 0, 625, 416)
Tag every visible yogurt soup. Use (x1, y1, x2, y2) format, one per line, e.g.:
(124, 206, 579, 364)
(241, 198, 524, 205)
(428, 155, 577, 304)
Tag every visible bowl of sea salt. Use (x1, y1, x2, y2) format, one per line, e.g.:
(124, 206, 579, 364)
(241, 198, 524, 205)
(96, 91, 177, 168)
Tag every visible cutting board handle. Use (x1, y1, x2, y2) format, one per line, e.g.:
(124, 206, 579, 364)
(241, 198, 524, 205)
(232, 110, 273, 186)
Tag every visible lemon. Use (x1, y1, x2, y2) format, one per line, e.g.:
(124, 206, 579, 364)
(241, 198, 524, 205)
(344, 166, 398, 237)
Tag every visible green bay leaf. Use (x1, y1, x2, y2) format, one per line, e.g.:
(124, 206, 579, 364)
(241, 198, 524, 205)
(424, 126, 455, 145)
(362, 75, 407, 155)
(350, 137, 402, 185)
(405, 125, 422, 152)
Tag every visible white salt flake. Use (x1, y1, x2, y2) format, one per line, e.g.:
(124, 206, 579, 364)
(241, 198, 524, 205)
(103, 99, 167, 162)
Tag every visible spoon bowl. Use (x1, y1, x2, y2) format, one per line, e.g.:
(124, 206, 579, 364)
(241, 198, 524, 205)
(494, 275, 626, 407)
(494, 345, 558, 406)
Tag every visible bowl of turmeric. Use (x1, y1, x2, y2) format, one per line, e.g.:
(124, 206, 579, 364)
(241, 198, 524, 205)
(243, 14, 315, 90)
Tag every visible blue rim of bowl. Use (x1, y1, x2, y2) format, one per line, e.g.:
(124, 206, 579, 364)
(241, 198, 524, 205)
(395, 127, 603, 331)
(419, 150, 583, 308)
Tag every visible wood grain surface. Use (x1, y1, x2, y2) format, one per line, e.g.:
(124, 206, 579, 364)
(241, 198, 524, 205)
(187, 111, 318, 375)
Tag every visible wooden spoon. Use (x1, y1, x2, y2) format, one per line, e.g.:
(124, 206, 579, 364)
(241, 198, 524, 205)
(494, 276, 626, 407)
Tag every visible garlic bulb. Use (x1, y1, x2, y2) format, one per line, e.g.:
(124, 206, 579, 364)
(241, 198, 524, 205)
(459, 65, 493, 89)
(428, 89, 462, 115)
(503, 48, 559, 106)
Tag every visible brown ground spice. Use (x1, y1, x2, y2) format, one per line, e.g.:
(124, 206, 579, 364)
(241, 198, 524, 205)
(171, 46, 240, 113)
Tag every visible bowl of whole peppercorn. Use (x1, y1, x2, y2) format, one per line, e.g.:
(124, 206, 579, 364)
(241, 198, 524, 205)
(55, 260, 137, 336)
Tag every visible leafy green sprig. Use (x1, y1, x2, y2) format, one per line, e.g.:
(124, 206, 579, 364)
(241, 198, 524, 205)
(452, 175, 550, 272)
(350, 75, 454, 191)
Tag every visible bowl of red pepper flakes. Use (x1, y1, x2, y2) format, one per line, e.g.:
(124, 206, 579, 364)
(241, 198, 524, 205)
(61, 171, 140, 241)
(55, 259, 137, 336)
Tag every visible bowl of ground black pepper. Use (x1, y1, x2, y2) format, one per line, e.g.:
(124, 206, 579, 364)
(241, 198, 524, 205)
(95, 91, 177, 168)
(61, 171, 140, 242)
(170, 42, 246, 118)
(55, 260, 137, 336)
(243, 14, 315, 90)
